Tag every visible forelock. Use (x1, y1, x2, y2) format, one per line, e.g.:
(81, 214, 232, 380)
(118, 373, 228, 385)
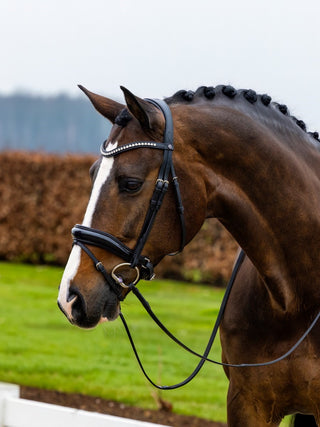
(114, 109, 132, 127)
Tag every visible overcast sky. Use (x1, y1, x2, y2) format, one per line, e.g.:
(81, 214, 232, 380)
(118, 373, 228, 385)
(1, 0, 320, 130)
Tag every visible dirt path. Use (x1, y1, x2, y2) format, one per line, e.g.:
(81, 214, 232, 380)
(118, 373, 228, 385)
(21, 386, 227, 427)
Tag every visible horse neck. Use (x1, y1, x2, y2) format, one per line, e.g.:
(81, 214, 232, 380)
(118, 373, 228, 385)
(174, 104, 320, 312)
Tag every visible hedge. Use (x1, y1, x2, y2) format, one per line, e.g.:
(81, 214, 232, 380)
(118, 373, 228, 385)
(0, 151, 238, 285)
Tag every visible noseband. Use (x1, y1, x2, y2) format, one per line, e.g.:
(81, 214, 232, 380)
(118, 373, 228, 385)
(72, 98, 186, 300)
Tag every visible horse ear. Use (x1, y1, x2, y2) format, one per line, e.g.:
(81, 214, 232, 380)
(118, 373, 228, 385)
(78, 85, 125, 123)
(120, 86, 158, 130)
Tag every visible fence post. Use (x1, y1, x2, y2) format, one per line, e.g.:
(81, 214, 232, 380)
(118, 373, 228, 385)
(0, 383, 20, 426)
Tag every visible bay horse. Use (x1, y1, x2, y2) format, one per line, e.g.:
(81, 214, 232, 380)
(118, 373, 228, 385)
(57, 84, 320, 426)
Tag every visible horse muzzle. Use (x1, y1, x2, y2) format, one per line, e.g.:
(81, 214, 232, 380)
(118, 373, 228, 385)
(58, 280, 120, 328)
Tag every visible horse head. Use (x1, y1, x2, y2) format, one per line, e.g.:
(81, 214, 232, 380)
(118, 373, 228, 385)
(57, 86, 208, 328)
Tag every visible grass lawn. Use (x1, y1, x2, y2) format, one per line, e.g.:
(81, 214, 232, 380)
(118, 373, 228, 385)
(0, 262, 291, 425)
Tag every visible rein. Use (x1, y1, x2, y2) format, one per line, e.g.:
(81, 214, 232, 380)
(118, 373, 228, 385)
(120, 250, 320, 390)
(71, 98, 320, 390)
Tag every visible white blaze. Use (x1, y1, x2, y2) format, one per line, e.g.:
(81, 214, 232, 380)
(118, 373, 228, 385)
(82, 150, 116, 227)
(57, 142, 117, 315)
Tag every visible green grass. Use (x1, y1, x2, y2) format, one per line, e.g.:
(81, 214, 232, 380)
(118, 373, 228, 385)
(0, 262, 291, 425)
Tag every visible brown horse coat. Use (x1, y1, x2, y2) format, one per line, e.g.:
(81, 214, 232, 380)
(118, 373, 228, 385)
(58, 84, 320, 426)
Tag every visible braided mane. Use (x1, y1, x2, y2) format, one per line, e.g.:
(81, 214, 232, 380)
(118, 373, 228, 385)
(165, 85, 319, 143)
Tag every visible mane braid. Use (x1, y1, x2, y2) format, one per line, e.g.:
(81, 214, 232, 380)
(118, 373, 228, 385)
(165, 85, 320, 142)
(243, 89, 258, 104)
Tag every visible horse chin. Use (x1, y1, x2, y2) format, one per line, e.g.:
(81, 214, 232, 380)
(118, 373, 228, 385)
(98, 313, 118, 324)
(80, 301, 120, 329)
(100, 301, 120, 323)
(72, 305, 120, 329)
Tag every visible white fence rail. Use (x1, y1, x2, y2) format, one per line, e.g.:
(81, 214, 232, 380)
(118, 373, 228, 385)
(0, 383, 170, 427)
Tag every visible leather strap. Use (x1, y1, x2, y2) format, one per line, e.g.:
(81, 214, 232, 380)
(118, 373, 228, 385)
(72, 98, 185, 298)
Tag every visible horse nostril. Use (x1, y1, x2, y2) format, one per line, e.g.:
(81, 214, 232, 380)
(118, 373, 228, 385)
(68, 286, 87, 322)
(57, 288, 79, 321)
(67, 291, 77, 303)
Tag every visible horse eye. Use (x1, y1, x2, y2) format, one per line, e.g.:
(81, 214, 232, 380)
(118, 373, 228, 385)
(118, 177, 143, 193)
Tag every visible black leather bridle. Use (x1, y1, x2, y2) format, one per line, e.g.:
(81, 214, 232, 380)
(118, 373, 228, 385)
(72, 98, 185, 301)
(71, 98, 320, 390)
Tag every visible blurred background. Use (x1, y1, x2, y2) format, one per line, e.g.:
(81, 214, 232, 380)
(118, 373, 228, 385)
(1, 0, 319, 277)
(0, 1, 319, 425)
(1, 0, 320, 153)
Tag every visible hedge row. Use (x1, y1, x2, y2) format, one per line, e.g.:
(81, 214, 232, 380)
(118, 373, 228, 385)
(0, 152, 238, 285)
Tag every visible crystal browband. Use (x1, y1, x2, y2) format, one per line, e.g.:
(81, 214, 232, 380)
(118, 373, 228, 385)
(100, 141, 174, 157)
